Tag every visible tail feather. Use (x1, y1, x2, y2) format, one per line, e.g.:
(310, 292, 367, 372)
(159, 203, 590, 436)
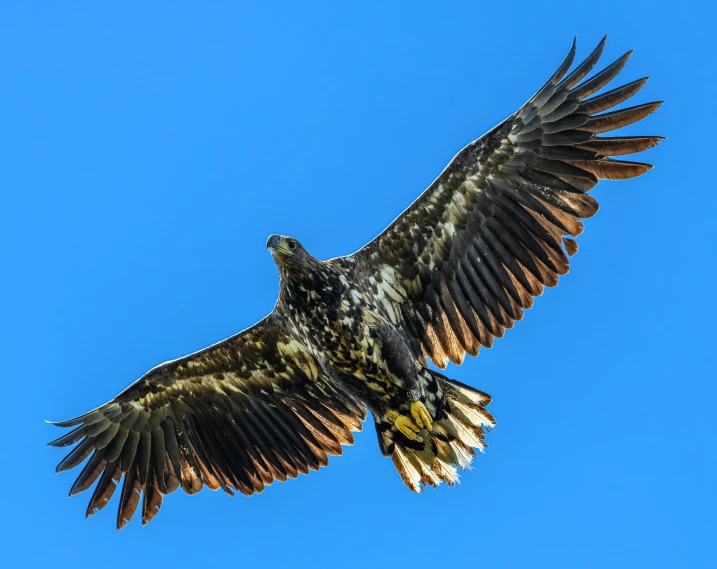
(384, 370, 495, 492)
(391, 446, 423, 492)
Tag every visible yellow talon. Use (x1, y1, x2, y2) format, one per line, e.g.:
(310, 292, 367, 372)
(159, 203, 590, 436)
(410, 401, 433, 432)
(387, 409, 423, 443)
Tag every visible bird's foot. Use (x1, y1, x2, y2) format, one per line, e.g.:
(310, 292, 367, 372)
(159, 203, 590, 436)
(410, 401, 432, 432)
(387, 409, 424, 443)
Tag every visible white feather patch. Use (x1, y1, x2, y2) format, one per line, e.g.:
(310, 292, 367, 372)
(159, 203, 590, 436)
(445, 413, 485, 449)
(453, 384, 491, 406)
(435, 458, 460, 484)
(451, 398, 495, 428)
(392, 447, 423, 493)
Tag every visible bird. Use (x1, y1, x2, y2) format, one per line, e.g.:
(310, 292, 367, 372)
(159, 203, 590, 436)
(49, 36, 662, 529)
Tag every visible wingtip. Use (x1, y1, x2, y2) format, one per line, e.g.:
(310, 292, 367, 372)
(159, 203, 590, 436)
(551, 38, 578, 86)
(46, 414, 88, 428)
(646, 101, 664, 115)
(47, 418, 75, 428)
(68, 485, 85, 498)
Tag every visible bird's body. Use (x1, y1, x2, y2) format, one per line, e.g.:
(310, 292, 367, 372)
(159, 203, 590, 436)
(277, 251, 415, 414)
(271, 238, 491, 468)
(49, 37, 662, 528)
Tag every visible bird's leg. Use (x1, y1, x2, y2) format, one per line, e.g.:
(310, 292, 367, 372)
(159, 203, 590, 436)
(407, 388, 432, 432)
(386, 390, 432, 443)
(386, 409, 423, 442)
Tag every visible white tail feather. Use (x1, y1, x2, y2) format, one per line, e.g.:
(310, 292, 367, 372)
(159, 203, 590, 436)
(391, 447, 423, 493)
(450, 398, 495, 428)
(445, 413, 485, 449)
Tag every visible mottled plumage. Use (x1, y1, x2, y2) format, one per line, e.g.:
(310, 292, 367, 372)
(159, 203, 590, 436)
(50, 37, 662, 527)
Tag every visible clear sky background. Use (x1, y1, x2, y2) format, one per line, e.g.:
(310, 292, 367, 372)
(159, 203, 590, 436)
(2, 2, 715, 568)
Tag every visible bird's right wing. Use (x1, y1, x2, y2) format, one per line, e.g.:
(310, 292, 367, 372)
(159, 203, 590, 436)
(49, 312, 365, 528)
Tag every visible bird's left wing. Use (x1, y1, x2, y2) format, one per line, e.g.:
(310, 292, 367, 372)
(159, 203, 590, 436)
(49, 312, 365, 528)
(351, 37, 662, 368)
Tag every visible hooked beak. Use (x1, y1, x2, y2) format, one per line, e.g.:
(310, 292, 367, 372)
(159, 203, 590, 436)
(266, 234, 280, 251)
(267, 234, 292, 258)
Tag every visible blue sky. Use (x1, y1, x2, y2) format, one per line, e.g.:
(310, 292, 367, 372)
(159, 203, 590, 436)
(2, 2, 715, 568)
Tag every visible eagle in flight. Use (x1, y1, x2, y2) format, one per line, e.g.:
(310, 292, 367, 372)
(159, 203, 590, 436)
(50, 37, 662, 528)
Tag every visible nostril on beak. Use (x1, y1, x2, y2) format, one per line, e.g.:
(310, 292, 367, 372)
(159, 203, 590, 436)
(266, 234, 280, 250)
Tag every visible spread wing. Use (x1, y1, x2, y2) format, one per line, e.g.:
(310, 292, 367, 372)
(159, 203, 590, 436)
(48, 312, 365, 528)
(352, 37, 662, 368)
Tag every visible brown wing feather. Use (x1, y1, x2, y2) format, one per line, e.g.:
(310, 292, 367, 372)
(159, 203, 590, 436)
(353, 37, 662, 368)
(49, 313, 365, 529)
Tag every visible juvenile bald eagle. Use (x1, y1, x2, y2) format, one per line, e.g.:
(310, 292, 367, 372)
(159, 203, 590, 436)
(50, 37, 662, 528)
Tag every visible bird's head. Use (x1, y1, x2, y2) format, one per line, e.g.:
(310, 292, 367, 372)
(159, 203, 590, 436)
(266, 234, 313, 272)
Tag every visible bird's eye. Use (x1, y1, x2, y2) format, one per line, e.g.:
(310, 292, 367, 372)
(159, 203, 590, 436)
(288, 240, 296, 250)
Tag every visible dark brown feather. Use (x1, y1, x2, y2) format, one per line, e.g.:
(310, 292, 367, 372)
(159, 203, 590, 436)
(567, 159, 653, 180)
(571, 51, 633, 100)
(117, 465, 141, 530)
(577, 136, 663, 156)
(141, 471, 163, 526)
(579, 77, 649, 114)
(56, 438, 93, 473)
(86, 460, 121, 517)
(69, 451, 106, 496)
(581, 102, 662, 133)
